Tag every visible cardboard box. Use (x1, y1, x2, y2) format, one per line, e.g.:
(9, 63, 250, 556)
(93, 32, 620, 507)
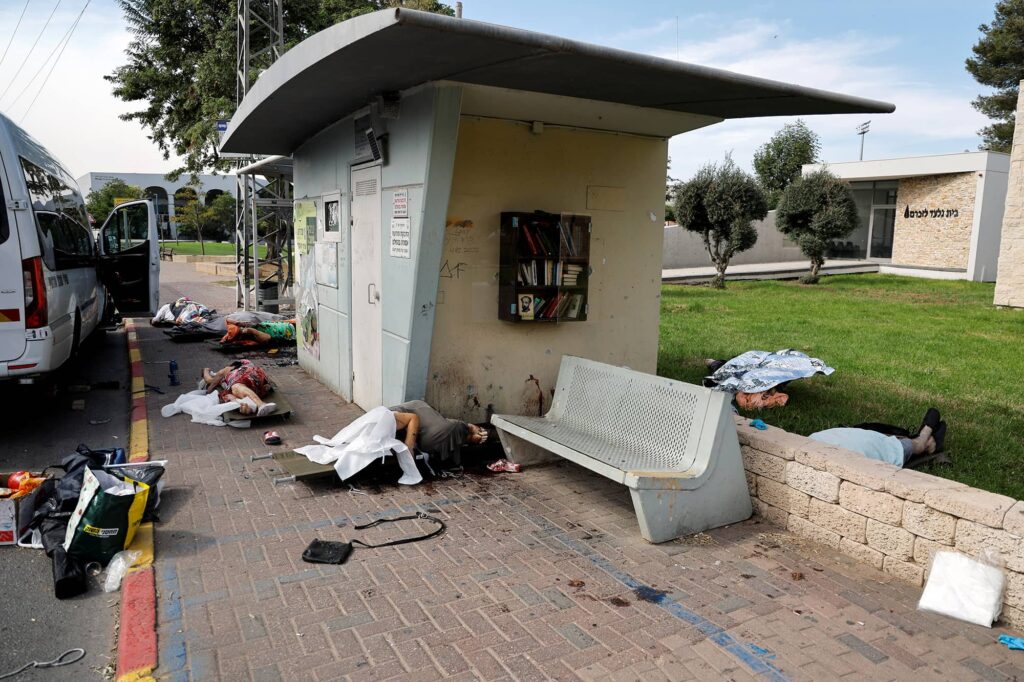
(0, 474, 54, 546)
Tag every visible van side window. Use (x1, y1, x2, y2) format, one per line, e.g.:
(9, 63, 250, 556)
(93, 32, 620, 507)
(104, 203, 148, 254)
(19, 156, 92, 270)
(0, 177, 8, 246)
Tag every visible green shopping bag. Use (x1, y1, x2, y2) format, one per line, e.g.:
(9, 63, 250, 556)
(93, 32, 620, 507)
(63, 467, 149, 565)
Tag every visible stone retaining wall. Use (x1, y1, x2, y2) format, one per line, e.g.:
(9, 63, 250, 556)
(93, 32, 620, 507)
(735, 417, 1024, 628)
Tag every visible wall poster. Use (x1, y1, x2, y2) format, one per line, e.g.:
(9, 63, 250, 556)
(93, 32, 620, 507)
(390, 217, 411, 258)
(315, 242, 338, 288)
(293, 198, 318, 255)
(322, 191, 342, 243)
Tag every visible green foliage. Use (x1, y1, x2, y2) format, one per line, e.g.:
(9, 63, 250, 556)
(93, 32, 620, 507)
(107, 0, 454, 178)
(85, 179, 144, 224)
(205, 193, 237, 241)
(673, 157, 767, 288)
(174, 191, 236, 249)
(658, 275, 1024, 499)
(752, 120, 821, 209)
(966, 0, 1024, 152)
(775, 169, 858, 281)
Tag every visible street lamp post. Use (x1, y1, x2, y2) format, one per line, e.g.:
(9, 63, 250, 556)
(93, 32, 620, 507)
(856, 121, 871, 161)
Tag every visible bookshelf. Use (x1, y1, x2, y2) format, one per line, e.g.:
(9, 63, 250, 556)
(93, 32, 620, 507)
(498, 211, 591, 323)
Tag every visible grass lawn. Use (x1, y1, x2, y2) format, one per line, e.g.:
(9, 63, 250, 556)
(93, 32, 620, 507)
(160, 240, 267, 257)
(658, 274, 1024, 499)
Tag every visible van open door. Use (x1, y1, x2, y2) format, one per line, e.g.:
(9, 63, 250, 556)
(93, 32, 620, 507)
(97, 200, 159, 316)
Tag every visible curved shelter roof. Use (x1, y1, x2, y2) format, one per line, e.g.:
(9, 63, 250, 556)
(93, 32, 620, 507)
(222, 8, 894, 156)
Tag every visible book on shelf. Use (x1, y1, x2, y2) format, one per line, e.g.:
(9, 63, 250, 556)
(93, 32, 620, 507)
(518, 294, 534, 320)
(566, 294, 583, 319)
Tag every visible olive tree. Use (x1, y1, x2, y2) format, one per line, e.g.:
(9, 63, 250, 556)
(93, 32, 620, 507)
(775, 169, 859, 284)
(673, 157, 768, 289)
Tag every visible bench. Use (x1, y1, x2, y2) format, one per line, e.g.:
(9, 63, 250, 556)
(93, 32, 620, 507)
(490, 356, 752, 543)
(159, 247, 174, 261)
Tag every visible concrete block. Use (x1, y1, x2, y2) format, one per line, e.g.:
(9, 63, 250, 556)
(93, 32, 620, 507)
(839, 537, 884, 570)
(744, 470, 757, 496)
(788, 515, 840, 549)
(822, 452, 896, 491)
(808, 498, 867, 543)
(924, 487, 1016, 529)
(1005, 572, 1024, 610)
(793, 441, 834, 471)
(886, 469, 965, 503)
(882, 556, 924, 586)
(733, 420, 804, 460)
(902, 502, 956, 544)
(913, 537, 946, 575)
(753, 499, 789, 528)
(1003, 501, 1024, 537)
(741, 446, 787, 482)
(839, 481, 903, 525)
(955, 519, 1019, 561)
(866, 519, 914, 561)
(785, 461, 840, 503)
(756, 476, 810, 518)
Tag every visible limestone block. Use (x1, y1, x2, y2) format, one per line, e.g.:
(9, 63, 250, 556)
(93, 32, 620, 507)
(753, 499, 789, 528)
(1005, 571, 1024, 610)
(1003, 501, 1024, 537)
(756, 476, 810, 518)
(733, 420, 804, 460)
(839, 537, 884, 570)
(745, 470, 757, 496)
(866, 519, 914, 561)
(883, 556, 924, 586)
(886, 468, 965, 503)
(808, 498, 867, 543)
(823, 452, 896, 491)
(793, 440, 837, 471)
(742, 446, 787, 483)
(913, 537, 946, 576)
(954, 519, 1019, 561)
(924, 487, 1015, 528)
(839, 481, 903, 525)
(902, 502, 956, 544)
(785, 461, 841, 503)
(788, 515, 840, 549)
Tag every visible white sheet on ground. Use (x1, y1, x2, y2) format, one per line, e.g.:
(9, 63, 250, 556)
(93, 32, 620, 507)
(295, 406, 423, 485)
(160, 390, 239, 427)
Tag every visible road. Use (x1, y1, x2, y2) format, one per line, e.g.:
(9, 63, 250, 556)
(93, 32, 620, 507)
(0, 325, 130, 679)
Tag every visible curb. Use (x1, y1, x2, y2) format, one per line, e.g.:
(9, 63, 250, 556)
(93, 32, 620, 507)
(117, 318, 158, 682)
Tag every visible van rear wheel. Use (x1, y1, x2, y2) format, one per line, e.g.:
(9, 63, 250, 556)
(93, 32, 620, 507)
(70, 312, 82, 360)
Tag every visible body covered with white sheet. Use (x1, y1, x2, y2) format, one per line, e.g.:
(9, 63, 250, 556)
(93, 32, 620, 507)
(295, 406, 422, 485)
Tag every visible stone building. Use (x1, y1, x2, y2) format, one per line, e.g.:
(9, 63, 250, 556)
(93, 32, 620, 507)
(994, 83, 1024, 307)
(803, 152, 1010, 282)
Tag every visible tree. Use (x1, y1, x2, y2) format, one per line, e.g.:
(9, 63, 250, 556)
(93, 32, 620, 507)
(775, 169, 859, 284)
(665, 156, 679, 222)
(174, 198, 211, 253)
(966, 0, 1024, 152)
(108, 0, 455, 178)
(204, 193, 236, 242)
(752, 120, 821, 209)
(673, 157, 768, 289)
(85, 179, 144, 225)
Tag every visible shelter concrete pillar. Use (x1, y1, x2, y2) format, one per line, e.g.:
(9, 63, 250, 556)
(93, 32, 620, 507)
(994, 82, 1024, 307)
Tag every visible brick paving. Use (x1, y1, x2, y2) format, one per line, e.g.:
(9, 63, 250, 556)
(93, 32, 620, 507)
(144, 263, 1024, 681)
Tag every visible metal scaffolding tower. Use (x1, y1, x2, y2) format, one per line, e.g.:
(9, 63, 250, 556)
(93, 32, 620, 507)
(234, 0, 293, 311)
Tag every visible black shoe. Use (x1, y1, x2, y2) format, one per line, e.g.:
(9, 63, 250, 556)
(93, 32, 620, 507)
(920, 407, 941, 433)
(932, 421, 947, 453)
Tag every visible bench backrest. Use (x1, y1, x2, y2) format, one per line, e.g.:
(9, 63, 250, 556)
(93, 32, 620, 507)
(547, 356, 717, 472)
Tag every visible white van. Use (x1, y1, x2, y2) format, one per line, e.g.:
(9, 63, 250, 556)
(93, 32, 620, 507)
(0, 112, 159, 381)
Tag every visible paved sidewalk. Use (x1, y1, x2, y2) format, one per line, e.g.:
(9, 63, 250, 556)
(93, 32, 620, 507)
(144, 263, 1023, 681)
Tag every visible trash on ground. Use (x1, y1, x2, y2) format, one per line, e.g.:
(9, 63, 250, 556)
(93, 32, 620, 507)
(302, 512, 445, 565)
(102, 549, 143, 592)
(263, 430, 282, 445)
(918, 549, 1005, 627)
(749, 419, 768, 430)
(998, 634, 1024, 650)
(64, 468, 150, 566)
(487, 459, 521, 473)
(71, 399, 85, 411)
(89, 418, 112, 426)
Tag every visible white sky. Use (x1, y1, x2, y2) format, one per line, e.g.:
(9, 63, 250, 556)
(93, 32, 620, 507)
(0, 0, 996, 181)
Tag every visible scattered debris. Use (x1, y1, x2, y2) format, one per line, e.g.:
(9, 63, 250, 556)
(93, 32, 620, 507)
(740, 574, 755, 579)
(71, 399, 85, 410)
(632, 586, 668, 603)
(89, 418, 112, 426)
(568, 579, 585, 589)
(677, 532, 716, 546)
(487, 459, 521, 473)
(608, 596, 630, 607)
(791, 571, 804, 581)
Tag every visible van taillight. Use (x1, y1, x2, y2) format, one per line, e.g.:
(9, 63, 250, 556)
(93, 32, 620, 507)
(22, 257, 47, 329)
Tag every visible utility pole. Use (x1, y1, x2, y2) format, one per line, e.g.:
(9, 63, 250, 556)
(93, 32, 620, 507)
(856, 120, 870, 161)
(234, 0, 292, 312)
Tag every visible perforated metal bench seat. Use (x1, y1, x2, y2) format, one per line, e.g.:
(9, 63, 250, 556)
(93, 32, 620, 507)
(490, 356, 752, 543)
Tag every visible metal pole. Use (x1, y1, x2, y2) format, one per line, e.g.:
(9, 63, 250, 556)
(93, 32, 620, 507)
(859, 132, 865, 161)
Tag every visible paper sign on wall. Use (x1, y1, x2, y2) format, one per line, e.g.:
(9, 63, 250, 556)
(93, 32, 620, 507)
(390, 218, 411, 258)
(392, 189, 409, 218)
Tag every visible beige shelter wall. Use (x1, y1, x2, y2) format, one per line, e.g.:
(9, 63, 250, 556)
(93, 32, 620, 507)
(891, 173, 977, 270)
(995, 84, 1024, 307)
(425, 116, 667, 421)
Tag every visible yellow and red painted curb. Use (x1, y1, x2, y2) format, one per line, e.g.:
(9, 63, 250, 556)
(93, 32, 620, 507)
(117, 318, 158, 682)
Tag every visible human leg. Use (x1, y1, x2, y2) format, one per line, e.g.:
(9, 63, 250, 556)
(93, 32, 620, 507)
(229, 383, 277, 416)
